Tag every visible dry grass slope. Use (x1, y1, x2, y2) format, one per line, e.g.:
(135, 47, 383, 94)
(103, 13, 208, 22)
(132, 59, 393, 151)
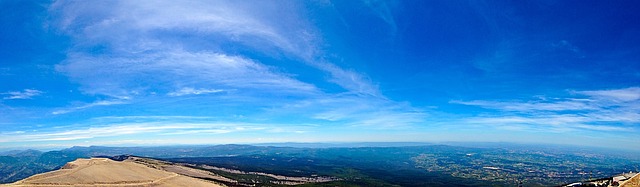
(621, 173, 640, 187)
(1, 158, 223, 187)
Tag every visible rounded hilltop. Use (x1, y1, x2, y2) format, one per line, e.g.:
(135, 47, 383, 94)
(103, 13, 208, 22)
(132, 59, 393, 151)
(2, 157, 223, 187)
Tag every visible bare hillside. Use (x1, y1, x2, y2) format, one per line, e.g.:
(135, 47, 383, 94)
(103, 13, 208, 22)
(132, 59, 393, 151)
(621, 173, 640, 187)
(1, 158, 223, 187)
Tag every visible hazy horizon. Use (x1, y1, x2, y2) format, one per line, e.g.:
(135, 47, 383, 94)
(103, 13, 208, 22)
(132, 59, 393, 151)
(3, 141, 640, 154)
(1, 1, 639, 151)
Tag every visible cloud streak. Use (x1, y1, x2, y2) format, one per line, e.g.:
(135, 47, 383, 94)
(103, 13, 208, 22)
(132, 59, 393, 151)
(2, 89, 43, 100)
(167, 87, 225, 97)
(274, 94, 426, 128)
(0, 120, 310, 143)
(57, 50, 318, 98)
(452, 87, 640, 133)
(50, 0, 377, 97)
(450, 100, 595, 111)
(576, 87, 640, 102)
(40, 0, 423, 132)
(52, 100, 128, 115)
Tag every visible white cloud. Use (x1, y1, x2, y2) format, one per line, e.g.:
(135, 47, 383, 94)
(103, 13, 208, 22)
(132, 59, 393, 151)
(452, 87, 640, 133)
(92, 115, 217, 121)
(49, 0, 380, 98)
(16, 123, 192, 142)
(450, 100, 595, 111)
(168, 87, 225, 97)
(453, 87, 640, 113)
(551, 40, 583, 56)
(0, 121, 309, 143)
(316, 62, 381, 97)
(573, 124, 628, 131)
(31, 0, 429, 139)
(2, 89, 43, 100)
(276, 94, 426, 128)
(57, 50, 318, 97)
(576, 87, 640, 102)
(52, 100, 128, 115)
(363, 0, 398, 35)
(464, 115, 631, 133)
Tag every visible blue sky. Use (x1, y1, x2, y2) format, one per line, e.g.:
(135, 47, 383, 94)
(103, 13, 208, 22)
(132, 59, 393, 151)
(1, 0, 639, 150)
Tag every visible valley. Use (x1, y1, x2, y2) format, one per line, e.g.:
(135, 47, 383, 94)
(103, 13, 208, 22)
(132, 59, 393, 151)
(1, 144, 638, 187)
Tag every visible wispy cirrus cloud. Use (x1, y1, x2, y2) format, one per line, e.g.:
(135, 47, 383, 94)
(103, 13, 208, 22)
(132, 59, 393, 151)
(167, 87, 225, 97)
(52, 99, 128, 115)
(91, 115, 218, 121)
(315, 62, 381, 97)
(363, 0, 398, 35)
(450, 100, 595, 111)
(0, 120, 310, 143)
(272, 94, 426, 128)
(462, 115, 631, 132)
(44, 0, 422, 130)
(452, 87, 640, 133)
(2, 89, 43, 100)
(50, 0, 376, 97)
(58, 50, 318, 97)
(575, 87, 640, 102)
